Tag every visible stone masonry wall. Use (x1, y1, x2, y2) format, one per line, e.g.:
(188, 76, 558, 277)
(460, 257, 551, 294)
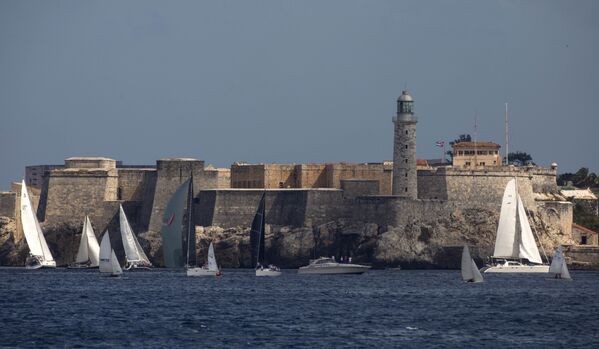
(0, 193, 16, 218)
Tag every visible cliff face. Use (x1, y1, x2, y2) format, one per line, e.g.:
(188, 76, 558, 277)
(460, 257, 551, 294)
(0, 201, 577, 269)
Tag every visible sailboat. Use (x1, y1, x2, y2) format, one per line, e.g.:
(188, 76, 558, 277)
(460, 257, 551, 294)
(482, 178, 549, 273)
(187, 242, 221, 277)
(20, 180, 56, 269)
(549, 246, 571, 280)
(69, 216, 100, 268)
(161, 178, 191, 268)
(461, 246, 483, 283)
(99, 230, 123, 277)
(119, 205, 152, 270)
(251, 193, 281, 277)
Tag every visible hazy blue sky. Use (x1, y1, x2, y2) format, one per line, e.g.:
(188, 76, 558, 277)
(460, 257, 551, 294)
(1, 0, 598, 190)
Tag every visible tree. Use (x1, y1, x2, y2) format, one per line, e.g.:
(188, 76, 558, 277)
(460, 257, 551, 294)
(507, 151, 534, 166)
(557, 167, 599, 188)
(446, 134, 472, 161)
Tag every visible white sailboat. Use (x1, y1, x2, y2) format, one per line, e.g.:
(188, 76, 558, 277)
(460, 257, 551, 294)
(20, 180, 56, 269)
(99, 230, 123, 277)
(461, 246, 483, 283)
(187, 242, 222, 277)
(69, 216, 100, 268)
(549, 246, 571, 280)
(119, 205, 152, 270)
(483, 178, 549, 273)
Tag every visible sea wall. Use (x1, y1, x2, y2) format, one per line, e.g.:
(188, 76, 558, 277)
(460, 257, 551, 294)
(0, 192, 16, 218)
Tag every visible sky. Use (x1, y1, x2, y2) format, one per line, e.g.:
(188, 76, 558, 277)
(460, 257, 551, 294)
(1, 0, 598, 190)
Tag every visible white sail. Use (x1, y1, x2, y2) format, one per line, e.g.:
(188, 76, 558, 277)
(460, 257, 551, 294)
(461, 246, 483, 283)
(20, 180, 54, 264)
(75, 220, 89, 264)
(471, 259, 484, 283)
(549, 246, 571, 279)
(119, 205, 151, 266)
(99, 231, 113, 273)
(85, 216, 101, 267)
(517, 195, 543, 264)
(110, 250, 123, 275)
(493, 179, 518, 258)
(207, 242, 218, 272)
(461, 246, 474, 281)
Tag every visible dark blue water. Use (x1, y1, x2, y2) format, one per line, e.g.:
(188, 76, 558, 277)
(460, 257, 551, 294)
(1, 268, 598, 348)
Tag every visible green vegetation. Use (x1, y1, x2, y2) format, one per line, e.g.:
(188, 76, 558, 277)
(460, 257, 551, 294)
(558, 167, 599, 187)
(573, 204, 599, 232)
(507, 151, 534, 166)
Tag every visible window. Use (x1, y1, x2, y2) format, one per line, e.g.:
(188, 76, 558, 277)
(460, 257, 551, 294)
(405, 145, 408, 149)
(479, 162, 485, 166)
(404, 159, 408, 163)
(405, 130, 408, 135)
(405, 187, 408, 192)
(581, 235, 588, 245)
(465, 162, 471, 166)
(405, 173, 408, 177)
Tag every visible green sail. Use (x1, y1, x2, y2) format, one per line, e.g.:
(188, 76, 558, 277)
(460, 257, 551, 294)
(160, 178, 191, 268)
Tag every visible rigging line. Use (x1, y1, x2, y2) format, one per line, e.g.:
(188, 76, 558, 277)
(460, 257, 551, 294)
(527, 210, 549, 263)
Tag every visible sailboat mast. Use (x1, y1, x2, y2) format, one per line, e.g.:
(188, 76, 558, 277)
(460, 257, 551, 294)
(505, 102, 509, 165)
(186, 176, 196, 267)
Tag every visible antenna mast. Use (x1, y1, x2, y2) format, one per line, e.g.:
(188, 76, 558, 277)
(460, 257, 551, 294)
(505, 102, 509, 165)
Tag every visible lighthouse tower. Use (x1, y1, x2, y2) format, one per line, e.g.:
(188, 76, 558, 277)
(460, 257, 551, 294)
(392, 90, 417, 198)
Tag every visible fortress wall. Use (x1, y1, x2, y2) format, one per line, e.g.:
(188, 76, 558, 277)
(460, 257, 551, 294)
(296, 164, 327, 188)
(42, 169, 118, 225)
(203, 169, 231, 189)
(265, 164, 296, 188)
(341, 179, 379, 199)
(196, 189, 346, 228)
(0, 193, 16, 218)
(417, 166, 557, 208)
(538, 200, 573, 237)
(147, 159, 204, 233)
(325, 163, 391, 195)
(117, 169, 156, 202)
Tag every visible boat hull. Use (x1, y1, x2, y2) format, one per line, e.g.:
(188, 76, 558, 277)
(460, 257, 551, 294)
(482, 265, 549, 273)
(298, 264, 370, 275)
(186, 268, 220, 277)
(25, 259, 56, 270)
(256, 269, 282, 277)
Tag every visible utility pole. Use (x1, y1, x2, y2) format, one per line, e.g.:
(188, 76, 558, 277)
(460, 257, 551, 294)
(505, 102, 509, 166)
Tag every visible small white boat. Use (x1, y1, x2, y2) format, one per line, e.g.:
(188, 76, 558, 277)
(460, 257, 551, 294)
(251, 193, 281, 277)
(298, 257, 370, 275)
(99, 230, 123, 277)
(461, 246, 483, 283)
(20, 180, 56, 269)
(483, 178, 549, 273)
(187, 242, 222, 277)
(549, 246, 571, 280)
(69, 216, 100, 268)
(119, 205, 152, 270)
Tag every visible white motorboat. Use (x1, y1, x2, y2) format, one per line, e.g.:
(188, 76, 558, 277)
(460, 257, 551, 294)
(20, 180, 56, 269)
(297, 257, 370, 275)
(251, 193, 281, 277)
(483, 178, 549, 273)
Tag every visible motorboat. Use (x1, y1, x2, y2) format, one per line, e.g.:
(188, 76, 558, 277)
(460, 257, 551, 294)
(297, 257, 370, 275)
(481, 259, 549, 273)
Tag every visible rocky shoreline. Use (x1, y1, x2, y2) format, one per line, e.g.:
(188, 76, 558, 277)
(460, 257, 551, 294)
(2, 206, 591, 269)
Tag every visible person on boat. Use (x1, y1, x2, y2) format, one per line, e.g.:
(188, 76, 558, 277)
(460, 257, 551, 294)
(348, 257, 352, 264)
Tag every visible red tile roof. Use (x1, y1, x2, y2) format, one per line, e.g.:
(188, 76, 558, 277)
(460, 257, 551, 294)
(573, 223, 599, 235)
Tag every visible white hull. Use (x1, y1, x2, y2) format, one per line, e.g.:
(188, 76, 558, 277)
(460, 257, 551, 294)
(186, 267, 220, 277)
(482, 265, 549, 273)
(26, 260, 56, 269)
(298, 263, 370, 275)
(256, 269, 282, 277)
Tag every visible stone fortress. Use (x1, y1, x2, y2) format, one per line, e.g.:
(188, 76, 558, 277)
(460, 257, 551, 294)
(0, 92, 583, 268)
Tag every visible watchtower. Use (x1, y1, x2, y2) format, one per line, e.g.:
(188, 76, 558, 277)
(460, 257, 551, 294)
(392, 91, 417, 198)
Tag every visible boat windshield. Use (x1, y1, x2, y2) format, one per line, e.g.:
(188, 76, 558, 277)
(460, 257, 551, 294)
(313, 258, 335, 265)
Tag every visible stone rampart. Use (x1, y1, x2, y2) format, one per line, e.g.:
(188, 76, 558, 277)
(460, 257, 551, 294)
(147, 159, 204, 233)
(418, 166, 557, 208)
(196, 189, 347, 228)
(0, 192, 15, 218)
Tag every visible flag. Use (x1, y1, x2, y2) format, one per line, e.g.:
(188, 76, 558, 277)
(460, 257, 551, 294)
(435, 141, 445, 148)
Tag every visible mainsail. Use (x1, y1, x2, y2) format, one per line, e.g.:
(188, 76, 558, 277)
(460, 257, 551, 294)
(461, 246, 483, 283)
(250, 193, 266, 267)
(207, 242, 219, 272)
(119, 205, 152, 267)
(493, 178, 543, 264)
(161, 178, 191, 268)
(99, 230, 122, 275)
(75, 216, 100, 267)
(186, 178, 196, 267)
(20, 180, 55, 266)
(549, 246, 571, 279)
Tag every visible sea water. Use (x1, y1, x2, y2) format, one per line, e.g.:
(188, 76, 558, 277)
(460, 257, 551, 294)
(1, 268, 598, 348)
